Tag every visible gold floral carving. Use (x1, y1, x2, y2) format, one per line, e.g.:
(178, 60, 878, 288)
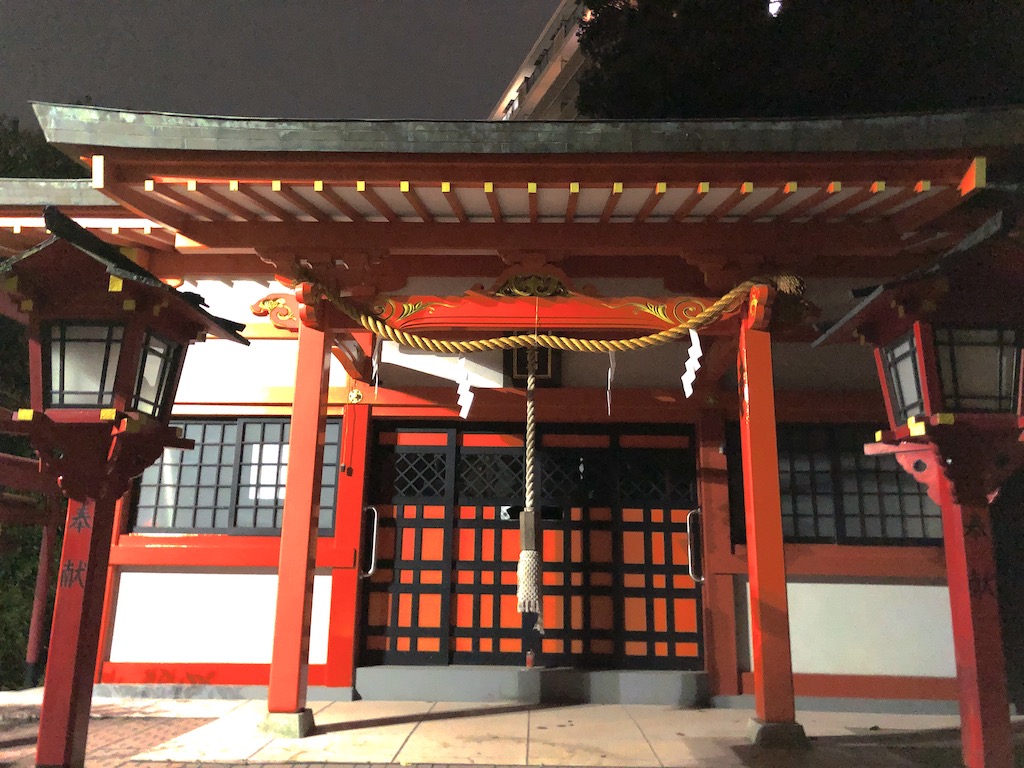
(494, 274, 570, 298)
(250, 294, 299, 330)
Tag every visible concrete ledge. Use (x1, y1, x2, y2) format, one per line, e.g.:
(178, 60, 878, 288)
(259, 708, 314, 738)
(91, 683, 355, 701)
(746, 718, 811, 748)
(712, 693, 960, 715)
(354, 666, 708, 705)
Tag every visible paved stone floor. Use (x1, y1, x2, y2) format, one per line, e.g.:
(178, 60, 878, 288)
(3, 691, 1024, 767)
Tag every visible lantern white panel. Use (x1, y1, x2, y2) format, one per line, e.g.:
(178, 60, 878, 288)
(108, 569, 331, 664)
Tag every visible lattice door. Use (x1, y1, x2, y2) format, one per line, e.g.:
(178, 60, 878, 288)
(360, 425, 701, 670)
(361, 429, 456, 664)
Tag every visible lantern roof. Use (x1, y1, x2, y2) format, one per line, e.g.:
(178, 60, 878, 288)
(0, 206, 248, 344)
(813, 202, 1024, 347)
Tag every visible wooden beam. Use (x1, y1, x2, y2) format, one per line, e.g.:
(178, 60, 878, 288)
(744, 182, 798, 220)
(484, 181, 502, 223)
(313, 182, 364, 221)
(400, 181, 433, 223)
(874, 180, 931, 220)
(673, 182, 711, 222)
(101, 183, 190, 232)
(181, 219, 904, 258)
(193, 183, 259, 221)
(780, 182, 841, 220)
(600, 182, 623, 223)
(890, 187, 963, 234)
(274, 182, 331, 222)
(818, 181, 886, 221)
(565, 181, 580, 223)
(235, 183, 295, 221)
(104, 229, 171, 251)
(635, 182, 667, 223)
(527, 182, 538, 224)
(441, 182, 468, 223)
(708, 182, 754, 220)
(104, 149, 976, 188)
(147, 181, 225, 221)
(356, 181, 398, 222)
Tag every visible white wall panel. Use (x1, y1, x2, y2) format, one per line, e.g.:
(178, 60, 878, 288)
(108, 570, 331, 665)
(741, 580, 954, 677)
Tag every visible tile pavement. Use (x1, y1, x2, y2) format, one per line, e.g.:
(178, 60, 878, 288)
(2, 692, 1023, 768)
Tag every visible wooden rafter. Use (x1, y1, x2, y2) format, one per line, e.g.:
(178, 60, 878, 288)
(707, 182, 754, 220)
(818, 182, 886, 221)
(873, 180, 931, 220)
(314, 182, 364, 221)
(441, 183, 468, 223)
(274, 183, 330, 222)
(484, 182, 502, 223)
(357, 182, 398, 222)
(101, 183, 189, 232)
(890, 187, 962, 233)
(744, 182, 797, 220)
(780, 182, 841, 220)
(635, 182, 666, 223)
(672, 183, 710, 222)
(235, 183, 295, 221)
(194, 183, 259, 221)
(105, 228, 172, 251)
(565, 182, 580, 223)
(148, 182, 225, 221)
(400, 182, 433, 223)
(600, 182, 623, 223)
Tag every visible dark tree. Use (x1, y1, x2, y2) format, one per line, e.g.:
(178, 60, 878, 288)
(576, 0, 1024, 119)
(0, 114, 81, 690)
(1, 115, 87, 178)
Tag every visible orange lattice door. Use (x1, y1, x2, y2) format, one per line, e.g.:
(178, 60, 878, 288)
(360, 428, 456, 664)
(533, 430, 702, 670)
(360, 425, 702, 670)
(614, 434, 702, 669)
(450, 432, 533, 663)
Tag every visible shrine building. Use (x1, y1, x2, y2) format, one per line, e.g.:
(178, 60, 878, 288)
(2, 101, 1021, 722)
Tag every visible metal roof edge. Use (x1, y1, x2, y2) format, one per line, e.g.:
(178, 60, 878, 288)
(31, 102, 1024, 155)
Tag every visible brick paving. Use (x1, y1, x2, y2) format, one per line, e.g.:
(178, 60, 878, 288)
(0, 717, 212, 768)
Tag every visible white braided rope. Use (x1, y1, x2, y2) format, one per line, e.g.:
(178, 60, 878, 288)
(516, 548, 544, 634)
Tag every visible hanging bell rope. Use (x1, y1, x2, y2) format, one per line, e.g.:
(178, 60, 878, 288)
(313, 276, 805, 355)
(516, 347, 544, 633)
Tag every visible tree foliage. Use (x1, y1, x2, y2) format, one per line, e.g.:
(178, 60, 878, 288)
(0, 115, 80, 690)
(0, 115, 87, 178)
(576, 0, 1024, 119)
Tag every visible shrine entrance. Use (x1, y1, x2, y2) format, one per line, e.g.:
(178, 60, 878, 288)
(359, 423, 702, 670)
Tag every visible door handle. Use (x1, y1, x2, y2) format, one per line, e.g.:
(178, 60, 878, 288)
(686, 507, 705, 584)
(360, 506, 379, 578)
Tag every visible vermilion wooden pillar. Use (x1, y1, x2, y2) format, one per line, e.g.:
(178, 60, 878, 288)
(880, 436, 1015, 768)
(35, 496, 117, 768)
(24, 523, 55, 687)
(696, 412, 740, 697)
(325, 401, 371, 688)
(736, 287, 805, 746)
(943, 496, 1013, 768)
(266, 321, 331, 734)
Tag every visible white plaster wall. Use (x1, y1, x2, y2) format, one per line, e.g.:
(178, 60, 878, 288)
(108, 570, 332, 665)
(175, 338, 348, 405)
(739, 579, 955, 677)
(184, 279, 280, 320)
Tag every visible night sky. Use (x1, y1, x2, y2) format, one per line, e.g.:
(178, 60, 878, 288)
(0, 1, 561, 124)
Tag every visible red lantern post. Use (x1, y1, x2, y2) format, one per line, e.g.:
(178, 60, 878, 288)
(0, 208, 247, 768)
(816, 221, 1024, 768)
